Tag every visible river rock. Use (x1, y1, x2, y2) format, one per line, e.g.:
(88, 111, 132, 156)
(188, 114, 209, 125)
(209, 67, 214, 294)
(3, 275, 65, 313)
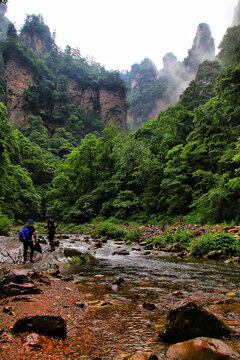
(232, 257, 240, 263)
(205, 250, 226, 260)
(113, 249, 129, 255)
(143, 301, 157, 310)
(3, 305, 15, 315)
(166, 337, 240, 359)
(113, 277, 125, 286)
(93, 241, 102, 249)
(171, 290, 184, 297)
(161, 300, 232, 342)
(111, 284, 119, 291)
(144, 244, 153, 250)
(23, 333, 53, 351)
(0, 273, 41, 298)
(143, 251, 151, 255)
(63, 248, 84, 258)
(124, 352, 158, 360)
(12, 315, 67, 337)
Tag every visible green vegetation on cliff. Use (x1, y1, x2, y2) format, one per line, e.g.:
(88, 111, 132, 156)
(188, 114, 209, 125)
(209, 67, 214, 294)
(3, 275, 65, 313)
(1, 15, 126, 147)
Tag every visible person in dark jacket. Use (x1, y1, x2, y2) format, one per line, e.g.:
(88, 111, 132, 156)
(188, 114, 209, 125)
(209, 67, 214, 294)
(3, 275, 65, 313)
(46, 214, 56, 252)
(23, 219, 37, 264)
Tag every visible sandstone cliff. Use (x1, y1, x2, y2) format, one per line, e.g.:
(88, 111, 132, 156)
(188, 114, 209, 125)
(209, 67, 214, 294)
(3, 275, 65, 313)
(99, 89, 127, 131)
(3, 14, 127, 133)
(4, 56, 127, 132)
(5, 55, 34, 128)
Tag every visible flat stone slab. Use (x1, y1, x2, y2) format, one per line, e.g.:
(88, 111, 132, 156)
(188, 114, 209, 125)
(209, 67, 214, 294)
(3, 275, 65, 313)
(0, 273, 41, 298)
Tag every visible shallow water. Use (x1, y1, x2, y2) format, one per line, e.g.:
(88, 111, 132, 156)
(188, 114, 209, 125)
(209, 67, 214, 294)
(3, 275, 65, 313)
(59, 236, 240, 358)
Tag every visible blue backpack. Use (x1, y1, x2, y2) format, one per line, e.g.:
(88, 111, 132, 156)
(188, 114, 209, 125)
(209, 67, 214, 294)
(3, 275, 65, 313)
(19, 226, 30, 242)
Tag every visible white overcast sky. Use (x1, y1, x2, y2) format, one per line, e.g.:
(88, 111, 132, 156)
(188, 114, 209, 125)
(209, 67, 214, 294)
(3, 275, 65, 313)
(6, 0, 238, 71)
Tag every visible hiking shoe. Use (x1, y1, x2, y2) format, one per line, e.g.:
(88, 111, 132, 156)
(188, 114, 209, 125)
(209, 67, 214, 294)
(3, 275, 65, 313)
(30, 259, 34, 263)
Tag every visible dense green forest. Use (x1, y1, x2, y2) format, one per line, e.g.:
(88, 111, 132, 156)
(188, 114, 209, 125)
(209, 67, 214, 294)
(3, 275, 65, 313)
(1, 10, 240, 228)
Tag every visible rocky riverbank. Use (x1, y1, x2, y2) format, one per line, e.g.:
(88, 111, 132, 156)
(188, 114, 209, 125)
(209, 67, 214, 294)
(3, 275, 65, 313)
(0, 232, 239, 359)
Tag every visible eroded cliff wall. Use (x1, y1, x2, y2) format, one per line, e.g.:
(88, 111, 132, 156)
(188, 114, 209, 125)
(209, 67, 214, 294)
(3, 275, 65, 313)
(5, 55, 34, 128)
(4, 57, 127, 132)
(99, 89, 127, 131)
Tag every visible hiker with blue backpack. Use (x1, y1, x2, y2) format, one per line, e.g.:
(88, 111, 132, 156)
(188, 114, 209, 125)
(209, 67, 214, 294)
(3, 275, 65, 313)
(19, 219, 38, 264)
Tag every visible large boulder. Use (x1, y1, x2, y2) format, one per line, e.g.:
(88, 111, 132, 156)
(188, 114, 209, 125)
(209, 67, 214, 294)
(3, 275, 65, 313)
(63, 247, 95, 261)
(0, 273, 41, 298)
(166, 337, 240, 359)
(12, 315, 67, 337)
(161, 301, 231, 342)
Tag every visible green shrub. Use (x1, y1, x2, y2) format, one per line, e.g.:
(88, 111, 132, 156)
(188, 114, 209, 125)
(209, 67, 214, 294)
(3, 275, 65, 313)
(161, 227, 190, 248)
(162, 230, 174, 244)
(124, 226, 144, 242)
(173, 228, 191, 247)
(152, 236, 164, 244)
(0, 216, 12, 236)
(190, 232, 239, 256)
(190, 234, 213, 256)
(91, 221, 127, 239)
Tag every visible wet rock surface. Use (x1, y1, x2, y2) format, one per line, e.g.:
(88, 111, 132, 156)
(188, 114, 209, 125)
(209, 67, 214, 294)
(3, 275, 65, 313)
(12, 315, 67, 337)
(162, 301, 232, 342)
(0, 273, 41, 298)
(166, 337, 240, 359)
(113, 249, 130, 255)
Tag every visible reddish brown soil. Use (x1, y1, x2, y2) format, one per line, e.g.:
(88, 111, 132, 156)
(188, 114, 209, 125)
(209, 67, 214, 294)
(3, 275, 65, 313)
(0, 274, 163, 360)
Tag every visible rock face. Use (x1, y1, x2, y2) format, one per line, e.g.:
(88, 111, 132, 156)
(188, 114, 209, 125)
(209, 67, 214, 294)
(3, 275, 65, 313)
(12, 315, 67, 337)
(0, 273, 41, 298)
(162, 301, 231, 342)
(99, 89, 127, 131)
(64, 80, 127, 131)
(4, 57, 127, 132)
(21, 31, 49, 53)
(5, 55, 35, 128)
(166, 337, 240, 360)
(64, 78, 98, 117)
